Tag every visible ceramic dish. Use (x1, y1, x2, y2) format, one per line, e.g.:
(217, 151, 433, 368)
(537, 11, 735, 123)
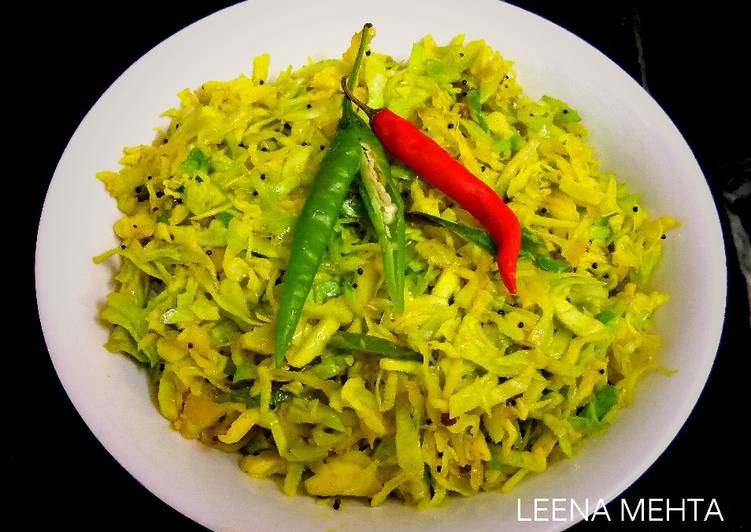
(35, 0, 726, 530)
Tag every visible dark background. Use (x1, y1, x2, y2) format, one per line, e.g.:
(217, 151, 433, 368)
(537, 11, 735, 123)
(18, 1, 749, 530)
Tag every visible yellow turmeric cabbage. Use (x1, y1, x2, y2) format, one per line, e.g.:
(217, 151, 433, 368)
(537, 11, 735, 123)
(95, 29, 676, 509)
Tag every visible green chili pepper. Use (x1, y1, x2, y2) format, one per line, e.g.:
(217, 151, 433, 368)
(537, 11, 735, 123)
(329, 332, 421, 361)
(356, 130, 406, 312)
(533, 254, 571, 273)
(521, 227, 544, 248)
(411, 213, 571, 273)
(274, 132, 362, 366)
(406, 211, 498, 255)
(520, 228, 571, 272)
(275, 24, 374, 367)
(328, 29, 407, 312)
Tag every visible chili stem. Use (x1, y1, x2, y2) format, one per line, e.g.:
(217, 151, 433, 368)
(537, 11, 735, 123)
(341, 76, 376, 118)
(346, 23, 373, 91)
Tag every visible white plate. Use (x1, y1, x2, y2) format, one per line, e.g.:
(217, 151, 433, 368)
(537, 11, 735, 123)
(35, 0, 726, 530)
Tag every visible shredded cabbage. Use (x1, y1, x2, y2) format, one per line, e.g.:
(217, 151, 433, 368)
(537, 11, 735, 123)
(95, 30, 677, 508)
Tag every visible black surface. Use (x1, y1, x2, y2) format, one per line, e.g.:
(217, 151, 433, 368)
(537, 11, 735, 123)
(19, 2, 749, 530)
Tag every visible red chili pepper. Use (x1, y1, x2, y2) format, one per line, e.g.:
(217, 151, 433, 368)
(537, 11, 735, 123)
(341, 78, 521, 293)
